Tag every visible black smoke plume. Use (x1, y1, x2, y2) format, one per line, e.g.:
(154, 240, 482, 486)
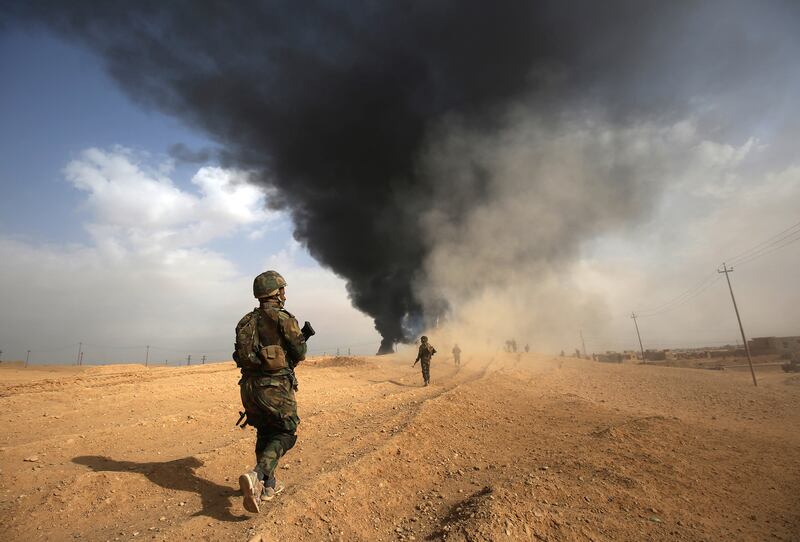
(5, 1, 797, 353)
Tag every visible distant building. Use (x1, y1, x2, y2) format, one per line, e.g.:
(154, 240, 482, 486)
(707, 347, 745, 358)
(594, 351, 640, 363)
(596, 352, 623, 363)
(644, 349, 666, 361)
(748, 336, 800, 356)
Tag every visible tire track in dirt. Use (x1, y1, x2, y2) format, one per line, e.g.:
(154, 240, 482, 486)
(0, 365, 237, 398)
(220, 356, 504, 541)
(141, 356, 501, 541)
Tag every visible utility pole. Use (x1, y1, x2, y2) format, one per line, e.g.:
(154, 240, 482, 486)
(25, 350, 30, 368)
(579, 330, 587, 359)
(348, 347, 351, 356)
(201, 355, 206, 365)
(76, 342, 82, 365)
(631, 313, 646, 363)
(718, 263, 757, 386)
(145, 345, 150, 367)
(79, 351, 84, 366)
(187, 354, 192, 366)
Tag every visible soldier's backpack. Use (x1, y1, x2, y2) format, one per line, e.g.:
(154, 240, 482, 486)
(234, 309, 263, 370)
(233, 308, 290, 372)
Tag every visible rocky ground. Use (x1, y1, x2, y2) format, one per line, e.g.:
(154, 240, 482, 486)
(0, 353, 798, 541)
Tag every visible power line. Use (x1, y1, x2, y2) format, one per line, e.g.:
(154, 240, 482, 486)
(725, 219, 800, 266)
(637, 274, 721, 319)
(27, 343, 79, 353)
(582, 334, 740, 346)
(733, 232, 800, 268)
(81, 342, 146, 350)
(636, 218, 800, 320)
(636, 270, 716, 315)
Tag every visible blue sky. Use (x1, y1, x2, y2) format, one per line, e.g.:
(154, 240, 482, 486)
(0, 29, 211, 242)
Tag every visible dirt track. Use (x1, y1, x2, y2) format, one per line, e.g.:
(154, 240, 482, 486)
(1, 354, 798, 541)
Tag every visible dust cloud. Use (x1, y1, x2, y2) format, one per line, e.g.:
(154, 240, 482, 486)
(414, 110, 705, 354)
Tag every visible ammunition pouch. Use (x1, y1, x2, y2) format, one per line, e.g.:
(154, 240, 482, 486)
(258, 344, 288, 372)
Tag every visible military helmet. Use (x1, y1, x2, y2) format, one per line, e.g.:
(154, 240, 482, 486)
(253, 270, 287, 299)
(420, 335, 428, 342)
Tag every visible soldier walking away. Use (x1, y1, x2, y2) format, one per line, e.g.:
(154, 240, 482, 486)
(413, 335, 437, 386)
(234, 270, 315, 513)
(452, 343, 461, 366)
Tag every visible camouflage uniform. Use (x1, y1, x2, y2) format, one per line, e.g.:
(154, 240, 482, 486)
(415, 340, 436, 385)
(236, 297, 306, 485)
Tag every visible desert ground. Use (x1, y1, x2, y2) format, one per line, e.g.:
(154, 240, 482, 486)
(0, 353, 798, 541)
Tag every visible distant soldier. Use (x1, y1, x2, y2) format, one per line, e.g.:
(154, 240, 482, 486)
(524, 344, 530, 353)
(452, 343, 461, 366)
(234, 270, 314, 513)
(413, 335, 437, 386)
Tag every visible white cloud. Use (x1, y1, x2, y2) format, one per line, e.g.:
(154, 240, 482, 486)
(63, 147, 275, 251)
(0, 147, 378, 363)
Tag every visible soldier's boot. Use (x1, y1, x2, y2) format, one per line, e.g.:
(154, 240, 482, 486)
(239, 470, 264, 513)
(260, 476, 285, 502)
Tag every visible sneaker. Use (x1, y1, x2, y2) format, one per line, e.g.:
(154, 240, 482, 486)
(239, 470, 264, 513)
(261, 476, 285, 501)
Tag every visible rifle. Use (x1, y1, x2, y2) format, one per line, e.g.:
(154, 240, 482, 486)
(235, 411, 248, 429)
(301, 321, 316, 341)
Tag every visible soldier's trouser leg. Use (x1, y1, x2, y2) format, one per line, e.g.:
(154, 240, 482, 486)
(255, 429, 297, 481)
(421, 360, 430, 383)
(240, 375, 300, 482)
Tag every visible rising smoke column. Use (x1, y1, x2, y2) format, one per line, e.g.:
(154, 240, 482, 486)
(6, 1, 797, 352)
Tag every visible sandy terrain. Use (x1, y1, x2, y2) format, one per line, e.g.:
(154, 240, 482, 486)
(0, 353, 798, 541)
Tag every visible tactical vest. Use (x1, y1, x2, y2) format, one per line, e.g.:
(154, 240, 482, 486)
(234, 307, 289, 373)
(419, 343, 435, 361)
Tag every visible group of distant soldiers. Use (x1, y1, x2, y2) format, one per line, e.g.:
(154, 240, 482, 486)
(504, 339, 530, 353)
